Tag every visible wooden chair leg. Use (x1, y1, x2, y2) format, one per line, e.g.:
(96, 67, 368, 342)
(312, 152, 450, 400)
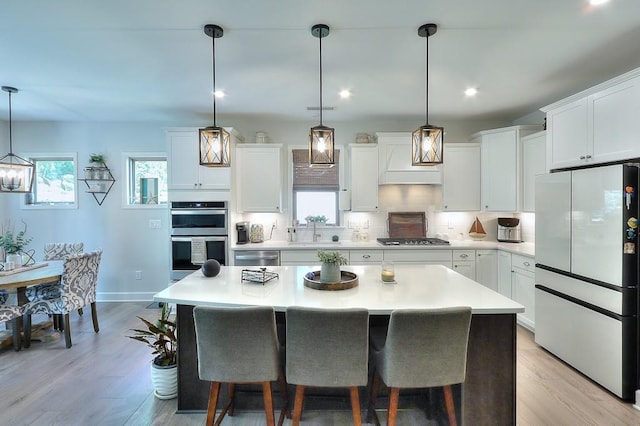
(262, 381, 276, 426)
(90, 302, 99, 332)
(443, 385, 457, 426)
(292, 385, 305, 426)
(63, 313, 72, 348)
(206, 382, 221, 426)
(349, 386, 362, 426)
(278, 371, 292, 422)
(387, 387, 400, 426)
(23, 314, 31, 348)
(12, 317, 21, 351)
(227, 383, 236, 416)
(78, 307, 84, 316)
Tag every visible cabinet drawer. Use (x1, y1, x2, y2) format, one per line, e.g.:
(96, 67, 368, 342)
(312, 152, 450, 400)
(280, 250, 349, 263)
(383, 249, 452, 263)
(350, 250, 383, 263)
(453, 250, 475, 261)
(511, 253, 534, 273)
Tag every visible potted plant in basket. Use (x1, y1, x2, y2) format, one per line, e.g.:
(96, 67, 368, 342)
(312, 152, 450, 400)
(0, 220, 32, 266)
(317, 250, 348, 283)
(127, 303, 178, 399)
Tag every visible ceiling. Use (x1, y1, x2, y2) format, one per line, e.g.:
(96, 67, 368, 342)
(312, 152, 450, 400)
(1, 0, 640, 125)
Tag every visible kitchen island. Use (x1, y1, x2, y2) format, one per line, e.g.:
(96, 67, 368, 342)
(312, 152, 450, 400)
(154, 264, 524, 424)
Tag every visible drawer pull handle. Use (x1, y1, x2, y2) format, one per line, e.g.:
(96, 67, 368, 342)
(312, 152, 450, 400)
(460, 254, 468, 259)
(363, 255, 371, 259)
(523, 261, 531, 267)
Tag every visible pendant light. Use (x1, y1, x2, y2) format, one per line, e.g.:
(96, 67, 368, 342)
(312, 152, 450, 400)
(199, 24, 230, 167)
(412, 23, 444, 166)
(309, 24, 335, 167)
(0, 86, 34, 193)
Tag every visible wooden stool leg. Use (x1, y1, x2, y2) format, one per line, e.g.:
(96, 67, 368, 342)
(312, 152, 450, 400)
(443, 385, 457, 426)
(367, 371, 381, 424)
(227, 383, 236, 416)
(206, 382, 221, 426)
(262, 381, 275, 426)
(349, 386, 362, 426)
(278, 371, 292, 422)
(292, 385, 305, 426)
(387, 387, 400, 426)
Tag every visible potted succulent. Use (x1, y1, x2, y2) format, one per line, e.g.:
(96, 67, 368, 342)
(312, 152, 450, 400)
(86, 153, 107, 179)
(305, 215, 328, 226)
(0, 221, 32, 266)
(317, 250, 348, 283)
(127, 303, 178, 399)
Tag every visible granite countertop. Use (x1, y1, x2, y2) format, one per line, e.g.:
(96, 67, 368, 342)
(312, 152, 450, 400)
(231, 240, 536, 257)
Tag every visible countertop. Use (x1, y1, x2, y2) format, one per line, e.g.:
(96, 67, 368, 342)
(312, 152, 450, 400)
(231, 240, 536, 257)
(154, 264, 524, 315)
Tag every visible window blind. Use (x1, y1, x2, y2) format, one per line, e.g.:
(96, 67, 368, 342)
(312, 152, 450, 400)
(292, 149, 340, 191)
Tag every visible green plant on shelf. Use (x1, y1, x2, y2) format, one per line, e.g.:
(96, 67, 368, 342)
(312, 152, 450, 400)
(89, 153, 105, 164)
(305, 215, 328, 224)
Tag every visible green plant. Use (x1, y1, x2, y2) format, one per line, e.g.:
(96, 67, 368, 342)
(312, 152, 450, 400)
(305, 215, 328, 223)
(127, 304, 177, 366)
(89, 153, 105, 164)
(317, 250, 348, 266)
(0, 221, 32, 254)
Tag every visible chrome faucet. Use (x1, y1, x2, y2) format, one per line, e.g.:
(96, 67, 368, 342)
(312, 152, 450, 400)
(312, 221, 321, 242)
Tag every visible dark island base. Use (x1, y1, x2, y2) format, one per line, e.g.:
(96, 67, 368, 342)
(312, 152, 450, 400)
(176, 305, 516, 425)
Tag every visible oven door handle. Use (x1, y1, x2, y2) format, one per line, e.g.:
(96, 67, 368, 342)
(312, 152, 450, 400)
(171, 236, 228, 242)
(171, 209, 227, 216)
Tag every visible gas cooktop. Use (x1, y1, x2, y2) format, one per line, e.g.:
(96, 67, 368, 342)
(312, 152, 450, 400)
(376, 237, 450, 246)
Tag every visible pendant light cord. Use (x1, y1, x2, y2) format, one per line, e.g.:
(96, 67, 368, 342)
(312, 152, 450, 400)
(7, 90, 13, 154)
(319, 31, 324, 126)
(424, 32, 429, 126)
(211, 33, 217, 127)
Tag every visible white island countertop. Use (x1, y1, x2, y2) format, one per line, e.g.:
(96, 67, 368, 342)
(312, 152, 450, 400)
(155, 264, 524, 315)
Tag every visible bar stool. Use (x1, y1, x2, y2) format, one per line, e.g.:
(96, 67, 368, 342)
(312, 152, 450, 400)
(368, 307, 472, 426)
(286, 306, 369, 426)
(192, 305, 289, 426)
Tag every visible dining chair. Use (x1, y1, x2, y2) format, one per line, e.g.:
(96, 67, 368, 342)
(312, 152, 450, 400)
(286, 306, 369, 426)
(368, 307, 472, 426)
(193, 305, 290, 426)
(23, 249, 102, 349)
(0, 302, 23, 351)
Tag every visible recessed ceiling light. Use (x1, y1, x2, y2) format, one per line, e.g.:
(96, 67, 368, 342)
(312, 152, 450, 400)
(213, 90, 225, 98)
(464, 87, 478, 97)
(339, 90, 351, 99)
(589, 0, 609, 5)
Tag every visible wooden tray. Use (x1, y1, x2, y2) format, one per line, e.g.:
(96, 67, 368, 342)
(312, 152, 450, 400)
(303, 271, 358, 291)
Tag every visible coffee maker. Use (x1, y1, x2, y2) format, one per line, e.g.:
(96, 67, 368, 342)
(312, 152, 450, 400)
(236, 222, 250, 244)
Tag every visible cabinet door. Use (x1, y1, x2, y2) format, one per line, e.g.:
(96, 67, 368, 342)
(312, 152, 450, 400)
(443, 144, 480, 211)
(476, 250, 498, 291)
(236, 145, 282, 213)
(350, 145, 378, 211)
(497, 251, 512, 298)
(590, 76, 640, 164)
(546, 98, 589, 170)
(452, 261, 476, 280)
(512, 268, 535, 330)
(521, 131, 546, 212)
(480, 130, 517, 211)
(167, 129, 231, 190)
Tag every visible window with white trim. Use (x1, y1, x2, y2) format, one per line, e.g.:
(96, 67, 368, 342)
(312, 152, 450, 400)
(292, 149, 340, 225)
(23, 153, 77, 208)
(124, 154, 167, 206)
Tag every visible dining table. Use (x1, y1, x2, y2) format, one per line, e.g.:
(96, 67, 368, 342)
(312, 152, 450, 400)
(0, 261, 64, 304)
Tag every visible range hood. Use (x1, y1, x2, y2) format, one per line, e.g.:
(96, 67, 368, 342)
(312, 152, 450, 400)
(377, 132, 442, 185)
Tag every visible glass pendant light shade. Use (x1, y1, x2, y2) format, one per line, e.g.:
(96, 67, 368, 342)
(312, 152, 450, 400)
(412, 23, 444, 166)
(309, 124, 335, 167)
(199, 24, 230, 167)
(412, 124, 443, 166)
(199, 126, 230, 166)
(1, 86, 34, 193)
(309, 24, 335, 167)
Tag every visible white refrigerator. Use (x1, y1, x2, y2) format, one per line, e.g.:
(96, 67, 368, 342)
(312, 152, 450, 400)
(535, 164, 638, 400)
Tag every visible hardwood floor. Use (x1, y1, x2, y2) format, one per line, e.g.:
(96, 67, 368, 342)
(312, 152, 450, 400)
(1, 302, 639, 425)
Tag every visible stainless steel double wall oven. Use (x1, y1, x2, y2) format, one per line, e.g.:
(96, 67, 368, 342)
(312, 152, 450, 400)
(170, 201, 228, 281)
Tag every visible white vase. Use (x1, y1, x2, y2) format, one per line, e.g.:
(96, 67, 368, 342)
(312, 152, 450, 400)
(6, 253, 22, 267)
(150, 362, 178, 399)
(320, 262, 341, 283)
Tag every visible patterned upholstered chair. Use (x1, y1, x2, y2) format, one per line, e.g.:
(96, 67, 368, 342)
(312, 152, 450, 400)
(23, 249, 102, 349)
(0, 302, 23, 351)
(25, 243, 84, 302)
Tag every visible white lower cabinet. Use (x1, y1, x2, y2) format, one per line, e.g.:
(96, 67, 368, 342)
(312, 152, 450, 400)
(511, 253, 535, 331)
(497, 250, 512, 298)
(475, 250, 498, 291)
(452, 250, 476, 280)
(280, 249, 350, 266)
(349, 250, 383, 265)
(383, 250, 452, 268)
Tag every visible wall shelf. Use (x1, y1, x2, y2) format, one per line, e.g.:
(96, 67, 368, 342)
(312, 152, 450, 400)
(79, 163, 115, 206)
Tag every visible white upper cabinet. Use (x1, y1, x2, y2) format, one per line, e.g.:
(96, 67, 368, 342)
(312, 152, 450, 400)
(521, 131, 546, 212)
(473, 125, 540, 212)
(235, 144, 282, 213)
(376, 132, 442, 185)
(348, 144, 378, 212)
(167, 128, 235, 191)
(442, 143, 480, 211)
(543, 69, 640, 170)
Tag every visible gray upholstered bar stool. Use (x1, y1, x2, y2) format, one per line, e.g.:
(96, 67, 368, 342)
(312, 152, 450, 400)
(368, 307, 472, 426)
(286, 306, 369, 426)
(192, 305, 289, 426)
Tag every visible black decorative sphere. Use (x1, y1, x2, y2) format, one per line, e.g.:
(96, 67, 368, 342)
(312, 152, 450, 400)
(201, 259, 221, 277)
